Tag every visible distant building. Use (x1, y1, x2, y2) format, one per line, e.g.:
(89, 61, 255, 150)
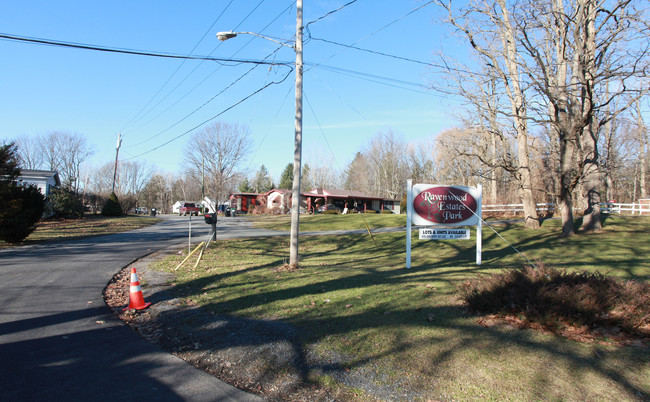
(228, 188, 401, 214)
(229, 192, 261, 214)
(304, 188, 400, 214)
(16, 170, 60, 197)
(266, 189, 292, 213)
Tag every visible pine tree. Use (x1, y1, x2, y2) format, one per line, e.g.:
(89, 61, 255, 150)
(238, 178, 253, 193)
(278, 163, 293, 189)
(253, 165, 273, 193)
(0, 142, 45, 243)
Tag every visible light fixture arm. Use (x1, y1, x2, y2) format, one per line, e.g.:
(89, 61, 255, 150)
(216, 31, 295, 50)
(216, 0, 303, 266)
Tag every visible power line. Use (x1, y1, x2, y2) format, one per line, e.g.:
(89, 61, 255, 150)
(125, 69, 293, 160)
(121, 0, 237, 131)
(305, 1, 435, 70)
(127, 46, 289, 149)
(124, 1, 295, 135)
(305, 0, 360, 28)
(310, 37, 437, 67)
(0, 32, 292, 66)
(313, 63, 430, 93)
(303, 90, 344, 173)
(245, 82, 294, 174)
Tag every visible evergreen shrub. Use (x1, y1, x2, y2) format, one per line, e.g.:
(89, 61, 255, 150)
(101, 192, 123, 216)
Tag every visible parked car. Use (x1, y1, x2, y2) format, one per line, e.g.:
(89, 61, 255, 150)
(318, 204, 341, 213)
(179, 202, 200, 216)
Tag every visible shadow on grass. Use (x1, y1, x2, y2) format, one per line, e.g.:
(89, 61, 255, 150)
(145, 218, 650, 400)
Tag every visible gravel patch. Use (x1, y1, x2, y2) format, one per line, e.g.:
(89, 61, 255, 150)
(104, 249, 429, 401)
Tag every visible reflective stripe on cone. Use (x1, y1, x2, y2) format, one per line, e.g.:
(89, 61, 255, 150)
(124, 267, 151, 310)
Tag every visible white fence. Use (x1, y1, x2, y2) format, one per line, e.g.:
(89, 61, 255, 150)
(482, 200, 650, 215)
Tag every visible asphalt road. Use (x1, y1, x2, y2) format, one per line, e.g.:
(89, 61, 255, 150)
(0, 215, 267, 401)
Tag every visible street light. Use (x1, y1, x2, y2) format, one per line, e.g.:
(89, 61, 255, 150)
(217, 0, 303, 267)
(217, 31, 292, 48)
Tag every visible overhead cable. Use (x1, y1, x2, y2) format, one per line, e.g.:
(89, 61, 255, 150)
(306, 1, 435, 70)
(0, 32, 292, 66)
(305, 0, 360, 28)
(124, 0, 294, 134)
(125, 69, 292, 160)
(121, 0, 237, 131)
(127, 45, 288, 148)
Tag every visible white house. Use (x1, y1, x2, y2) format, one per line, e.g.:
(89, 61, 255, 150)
(17, 170, 60, 197)
(266, 189, 292, 213)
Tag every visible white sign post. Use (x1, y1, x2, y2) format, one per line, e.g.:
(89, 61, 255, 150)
(406, 182, 482, 268)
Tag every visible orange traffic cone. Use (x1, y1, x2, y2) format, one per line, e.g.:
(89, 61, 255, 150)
(124, 267, 151, 310)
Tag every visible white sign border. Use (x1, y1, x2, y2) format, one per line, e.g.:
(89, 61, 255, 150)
(406, 180, 482, 268)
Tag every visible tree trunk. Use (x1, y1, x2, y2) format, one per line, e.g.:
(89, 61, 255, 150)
(578, 0, 602, 232)
(559, 131, 576, 236)
(559, 189, 574, 237)
(638, 108, 648, 199)
(497, 0, 539, 228)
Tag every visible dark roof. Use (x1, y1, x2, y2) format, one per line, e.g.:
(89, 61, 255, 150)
(306, 188, 383, 200)
(230, 192, 261, 197)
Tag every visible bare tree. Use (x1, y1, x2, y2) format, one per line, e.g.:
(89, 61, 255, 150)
(14, 136, 43, 170)
(183, 122, 251, 204)
(436, 0, 541, 228)
(362, 130, 410, 199)
(14, 132, 93, 193)
(434, 127, 510, 191)
(141, 174, 174, 213)
(344, 152, 372, 194)
(120, 161, 152, 200)
(436, 0, 649, 235)
(307, 153, 342, 190)
(407, 139, 438, 187)
(633, 103, 648, 199)
(518, 0, 649, 234)
(171, 177, 202, 203)
(38, 131, 94, 193)
(87, 160, 150, 212)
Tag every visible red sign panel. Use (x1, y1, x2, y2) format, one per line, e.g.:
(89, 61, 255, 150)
(412, 186, 478, 225)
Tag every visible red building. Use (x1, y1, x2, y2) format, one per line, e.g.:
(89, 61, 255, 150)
(229, 188, 401, 214)
(229, 192, 260, 213)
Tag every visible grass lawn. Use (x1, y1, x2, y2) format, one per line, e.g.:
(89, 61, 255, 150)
(246, 212, 407, 232)
(156, 215, 649, 400)
(0, 214, 161, 247)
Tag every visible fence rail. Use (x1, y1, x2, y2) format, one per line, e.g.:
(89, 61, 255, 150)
(482, 200, 650, 215)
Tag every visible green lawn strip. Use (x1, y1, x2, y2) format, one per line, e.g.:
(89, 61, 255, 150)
(245, 213, 407, 232)
(0, 215, 161, 246)
(156, 215, 650, 400)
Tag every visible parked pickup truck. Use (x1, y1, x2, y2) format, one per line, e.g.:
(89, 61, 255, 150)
(179, 202, 200, 216)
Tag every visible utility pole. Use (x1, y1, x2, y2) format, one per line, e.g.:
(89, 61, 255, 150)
(111, 133, 122, 194)
(289, 0, 303, 267)
(215, 1, 303, 266)
(201, 156, 205, 209)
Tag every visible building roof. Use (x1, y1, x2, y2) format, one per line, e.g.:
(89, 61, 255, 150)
(265, 188, 291, 195)
(230, 192, 261, 197)
(18, 169, 61, 186)
(307, 188, 383, 200)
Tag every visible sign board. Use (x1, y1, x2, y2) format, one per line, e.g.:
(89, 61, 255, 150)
(406, 181, 483, 268)
(411, 184, 480, 226)
(419, 228, 470, 240)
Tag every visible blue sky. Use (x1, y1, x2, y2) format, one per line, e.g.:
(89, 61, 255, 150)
(0, 1, 462, 181)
